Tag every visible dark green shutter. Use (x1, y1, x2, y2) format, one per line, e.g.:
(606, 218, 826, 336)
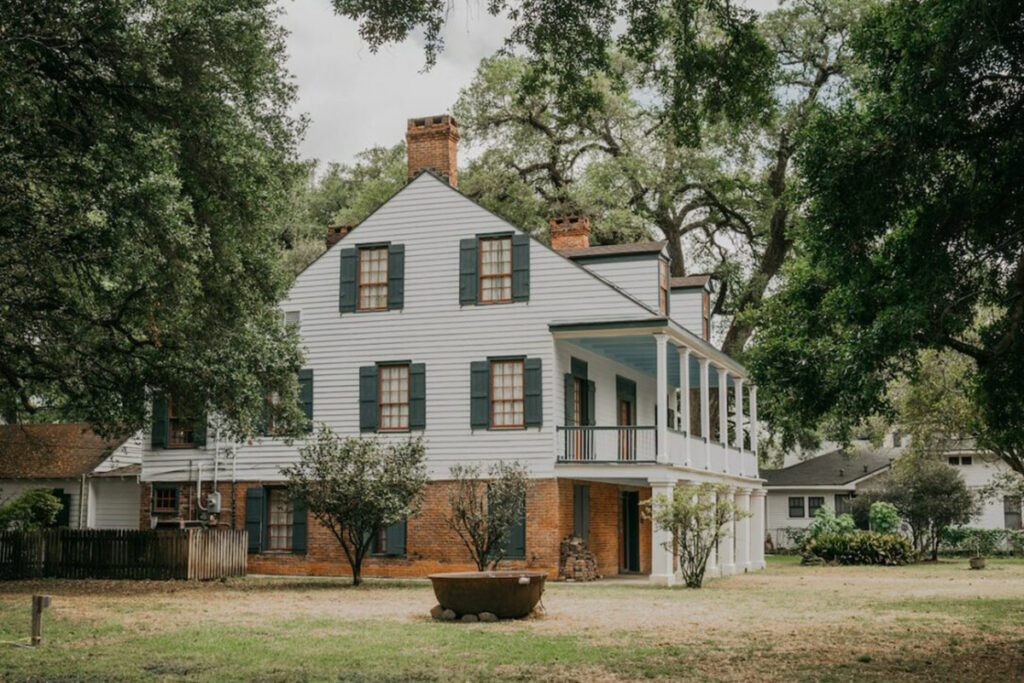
(573, 484, 590, 542)
(339, 247, 357, 313)
(524, 358, 542, 427)
(586, 380, 596, 426)
(359, 365, 379, 432)
(616, 376, 636, 423)
(564, 374, 575, 426)
(385, 519, 407, 556)
(504, 504, 526, 560)
(511, 234, 530, 301)
(470, 360, 490, 428)
(570, 357, 588, 379)
(459, 238, 478, 305)
(387, 244, 405, 310)
(52, 489, 71, 527)
(193, 412, 207, 448)
(151, 396, 168, 448)
(298, 369, 314, 427)
(409, 363, 426, 429)
(292, 497, 307, 554)
(245, 487, 265, 553)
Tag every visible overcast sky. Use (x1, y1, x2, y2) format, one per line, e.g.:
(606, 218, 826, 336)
(280, 0, 781, 167)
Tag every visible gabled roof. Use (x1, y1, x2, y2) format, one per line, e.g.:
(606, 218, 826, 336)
(762, 446, 897, 488)
(670, 274, 712, 289)
(0, 424, 126, 479)
(557, 240, 668, 260)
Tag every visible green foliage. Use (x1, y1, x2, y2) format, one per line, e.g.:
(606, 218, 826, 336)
(0, 488, 64, 531)
(806, 506, 857, 542)
(804, 532, 913, 566)
(643, 483, 750, 588)
(939, 527, 1015, 558)
(444, 462, 531, 571)
(747, 0, 1024, 476)
(283, 426, 428, 585)
(0, 0, 306, 438)
(868, 502, 900, 535)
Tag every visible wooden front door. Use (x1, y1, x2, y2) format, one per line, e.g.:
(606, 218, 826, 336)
(618, 398, 634, 460)
(620, 490, 641, 573)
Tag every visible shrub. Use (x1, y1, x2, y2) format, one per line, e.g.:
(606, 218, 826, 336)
(939, 527, 1010, 557)
(0, 488, 64, 531)
(806, 505, 856, 541)
(869, 501, 900, 534)
(804, 532, 913, 566)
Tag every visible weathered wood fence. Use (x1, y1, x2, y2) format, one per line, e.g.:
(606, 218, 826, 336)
(0, 528, 247, 581)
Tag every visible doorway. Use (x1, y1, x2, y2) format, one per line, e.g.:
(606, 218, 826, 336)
(620, 490, 641, 573)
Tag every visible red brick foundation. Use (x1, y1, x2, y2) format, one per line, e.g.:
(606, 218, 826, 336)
(139, 478, 653, 580)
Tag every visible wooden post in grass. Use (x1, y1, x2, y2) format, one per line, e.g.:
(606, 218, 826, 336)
(31, 595, 50, 646)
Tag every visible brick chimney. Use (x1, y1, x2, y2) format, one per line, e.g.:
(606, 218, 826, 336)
(326, 225, 350, 249)
(549, 216, 591, 250)
(406, 115, 459, 187)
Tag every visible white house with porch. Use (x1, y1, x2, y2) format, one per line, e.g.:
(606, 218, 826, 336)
(137, 115, 765, 583)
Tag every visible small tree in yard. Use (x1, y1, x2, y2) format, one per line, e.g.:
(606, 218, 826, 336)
(445, 462, 530, 571)
(644, 483, 749, 589)
(0, 488, 63, 531)
(283, 426, 428, 586)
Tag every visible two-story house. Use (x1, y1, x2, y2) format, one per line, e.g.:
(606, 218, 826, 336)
(138, 115, 766, 585)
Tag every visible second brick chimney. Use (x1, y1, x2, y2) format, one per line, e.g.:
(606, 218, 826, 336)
(406, 115, 459, 188)
(326, 225, 351, 249)
(549, 216, 591, 250)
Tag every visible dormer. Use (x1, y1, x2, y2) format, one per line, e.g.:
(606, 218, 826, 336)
(670, 274, 712, 340)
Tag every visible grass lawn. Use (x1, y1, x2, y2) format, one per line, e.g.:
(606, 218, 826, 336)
(1, 556, 1023, 681)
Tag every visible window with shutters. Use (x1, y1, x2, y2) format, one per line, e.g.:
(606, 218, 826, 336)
(479, 236, 513, 303)
(491, 359, 525, 428)
(788, 496, 805, 518)
(168, 397, 196, 448)
(379, 364, 410, 431)
(358, 246, 389, 310)
(153, 485, 179, 514)
(267, 488, 293, 551)
(371, 519, 407, 556)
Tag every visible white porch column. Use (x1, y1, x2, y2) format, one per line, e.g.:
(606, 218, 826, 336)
(734, 378, 745, 451)
(699, 357, 711, 468)
(751, 488, 767, 570)
(750, 385, 759, 458)
(678, 347, 691, 466)
(649, 480, 676, 586)
(720, 486, 736, 575)
(655, 333, 669, 464)
(717, 366, 729, 448)
(735, 488, 751, 573)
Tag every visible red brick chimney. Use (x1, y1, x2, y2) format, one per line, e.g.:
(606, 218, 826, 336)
(406, 115, 459, 188)
(326, 225, 350, 249)
(549, 216, 591, 250)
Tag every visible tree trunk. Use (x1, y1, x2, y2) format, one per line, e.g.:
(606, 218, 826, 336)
(666, 227, 686, 277)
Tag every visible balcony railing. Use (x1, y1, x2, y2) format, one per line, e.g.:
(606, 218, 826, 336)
(556, 426, 656, 462)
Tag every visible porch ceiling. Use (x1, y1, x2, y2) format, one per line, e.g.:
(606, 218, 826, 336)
(565, 335, 728, 388)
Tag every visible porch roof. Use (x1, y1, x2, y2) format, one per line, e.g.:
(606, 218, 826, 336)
(548, 317, 747, 381)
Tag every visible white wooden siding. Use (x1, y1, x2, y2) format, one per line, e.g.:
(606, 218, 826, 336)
(93, 433, 144, 473)
(578, 257, 663, 314)
(670, 288, 705, 338)
(142, 173, 657, 483)
(88, 478, 142, 529)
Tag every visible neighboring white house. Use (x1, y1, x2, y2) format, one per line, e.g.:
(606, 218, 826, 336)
(0, 424, 143, 529)
(138, 114, 766, 584)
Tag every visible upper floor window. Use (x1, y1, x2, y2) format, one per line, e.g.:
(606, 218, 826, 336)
(358, 246, 389, 310)
(267, 488, 294, 551)
(659, 259, 669, 315)
(283, 310, 301, 330)
(480, 236, 513, 303)
(168, 398, 196, 448)
(948, 455, 973, 466)
(379, 364, 410, 431)
(491, 359, 525, 428)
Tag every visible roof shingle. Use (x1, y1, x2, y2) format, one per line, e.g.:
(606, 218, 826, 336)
(557, 240, 667, 259)
(762, 446, 897, 487)
(0, 424, 126, 479)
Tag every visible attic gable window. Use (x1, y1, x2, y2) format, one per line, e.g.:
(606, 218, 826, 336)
(479, 236, 513, 303)
(358, 246, 389, 310)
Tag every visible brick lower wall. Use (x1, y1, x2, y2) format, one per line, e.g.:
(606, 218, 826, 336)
(139, 477, 653, 579)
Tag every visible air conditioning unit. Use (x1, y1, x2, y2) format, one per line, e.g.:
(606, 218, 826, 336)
(206, 491, 222, 514)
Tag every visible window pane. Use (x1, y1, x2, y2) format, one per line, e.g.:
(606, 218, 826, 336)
(491, 360, 524, 427)
(358, 247, 389, 310)
(480, 237, 512, 302)
(268, 489, 293, 551)
(379, 364, 410, 430)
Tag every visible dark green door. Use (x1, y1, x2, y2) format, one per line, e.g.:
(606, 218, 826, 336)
(620, 490, 640, 573)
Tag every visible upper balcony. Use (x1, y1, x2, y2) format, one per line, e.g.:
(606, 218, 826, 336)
(550, 316, 760, 482)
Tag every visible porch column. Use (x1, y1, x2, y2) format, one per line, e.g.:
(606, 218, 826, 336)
(734, 378, 745, 452)
(750, 385, 759, 458)
(717, 366, 729, 448)
(699, 357, 711, 469)
(735, 488, 751, 573)
(649, 480, 676, 586)
(751, 488, 767, 570)
(706, 488, 719, 576)
(720, 486, 736, 575)
(655, 333, 669, 464)
(678, 347, 691, 466)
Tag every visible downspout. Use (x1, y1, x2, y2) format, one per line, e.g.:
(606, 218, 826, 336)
(79, 473, 86, 529)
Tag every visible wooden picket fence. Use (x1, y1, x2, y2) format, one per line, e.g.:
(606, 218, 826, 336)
(0, 528, 247, 581)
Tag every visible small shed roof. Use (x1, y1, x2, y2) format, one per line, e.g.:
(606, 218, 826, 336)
(0, 424, 126, 479)
(670, 275, 712, 289)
